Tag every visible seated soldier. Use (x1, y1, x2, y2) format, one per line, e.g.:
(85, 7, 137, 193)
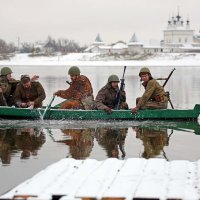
(131, 67, 168, 113)
(0, 67, 19, 106)
(54, 66, 94, 110)
(0, 67, 39, 106)
(95, 74, 128, 113)
(14, 75, 46, 108)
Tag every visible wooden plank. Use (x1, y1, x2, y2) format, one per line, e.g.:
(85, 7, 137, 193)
(103, 158, 147, 199)
(2, 158, 83, 199)
(75, 159, 124, 199)
(134, 159, 168, 199)
(1, 158, 200, 200)
(166, 160, 199, 200)
(51, 159, 102, 199)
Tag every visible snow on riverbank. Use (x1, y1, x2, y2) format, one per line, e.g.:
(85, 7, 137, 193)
(0, 53, 200, 67)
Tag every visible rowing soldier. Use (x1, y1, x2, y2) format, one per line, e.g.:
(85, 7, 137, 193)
(131, 67, 168, 113)
(54, 66, 94, 109)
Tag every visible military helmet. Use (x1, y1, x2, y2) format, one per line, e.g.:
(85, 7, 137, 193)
(139, 67, 151, 76)
(108, 74, 120, 83)
(1, 67, 13, 76)
(68, 66, 80, 76)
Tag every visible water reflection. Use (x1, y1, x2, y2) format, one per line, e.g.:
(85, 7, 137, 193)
(56, 128, 95, 159)
(0, 128, 45, 164)
(1, 121, 200, 195)
(133, 126, 169, 159)
(95, 127, 128, 159)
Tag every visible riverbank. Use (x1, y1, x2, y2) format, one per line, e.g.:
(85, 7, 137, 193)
(0, 53, 200, 67)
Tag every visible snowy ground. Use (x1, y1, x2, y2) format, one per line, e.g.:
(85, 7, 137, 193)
(0, 53, 200, 67)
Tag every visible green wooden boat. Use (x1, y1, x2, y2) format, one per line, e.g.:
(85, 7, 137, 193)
(0, 104, 200, 120)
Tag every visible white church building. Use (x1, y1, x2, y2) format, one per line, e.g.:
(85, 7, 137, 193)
(85, 11, 200, 54)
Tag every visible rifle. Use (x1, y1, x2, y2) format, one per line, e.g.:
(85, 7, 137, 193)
(0, 83, 8, 106)
(66, 81, 71, 85)
(162, 68, 176, 109)
(0, 93, 7, 106)
(163, 68, 176, 88)
(115, 66, 126, 109)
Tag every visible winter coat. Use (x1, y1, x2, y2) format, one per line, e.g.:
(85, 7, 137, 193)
(0, 76, 19, 106)
(137, 79, 168, 109)
(55, 75, 94, 109)
(14, 82, 46, 108)
(95, 83, 128, 110)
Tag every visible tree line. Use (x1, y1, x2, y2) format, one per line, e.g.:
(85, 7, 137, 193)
(0, 36, 87, 54)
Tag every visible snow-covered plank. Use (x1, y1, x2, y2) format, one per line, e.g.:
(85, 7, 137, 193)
(1, 158, 200, 200)
(1, 158, 83, 199)
(50, 159, 102, 199)
(166, 160, 199, 200)
(102, 158, 147, 199)
(134, 158, 169, 199)
(75, 158, 124, 199)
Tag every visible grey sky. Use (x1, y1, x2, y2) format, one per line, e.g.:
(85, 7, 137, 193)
(0, 0, 200, 46)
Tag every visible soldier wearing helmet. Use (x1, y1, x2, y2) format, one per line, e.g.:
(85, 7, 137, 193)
(131, 67, 168, 113)
(14, 75, 46, 108)
(54, 66, 94, 109)
(0, 67, 40, 106)
(95, 74, 128, 113)
(0, 67, 17, 106)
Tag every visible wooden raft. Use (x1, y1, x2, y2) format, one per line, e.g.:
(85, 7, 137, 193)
(1, 158, 200, 200)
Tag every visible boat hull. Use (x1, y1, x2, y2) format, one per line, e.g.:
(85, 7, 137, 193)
(0, 104, 200, 120)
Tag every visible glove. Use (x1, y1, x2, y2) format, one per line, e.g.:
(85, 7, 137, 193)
(104, 107, 112, 114)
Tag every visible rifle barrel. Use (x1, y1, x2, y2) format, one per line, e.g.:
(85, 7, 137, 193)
(115, 66, 126, 109)
(162, 68, 176, 110)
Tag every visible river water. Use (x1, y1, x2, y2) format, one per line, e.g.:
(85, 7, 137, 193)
(0, 64, 200, 195)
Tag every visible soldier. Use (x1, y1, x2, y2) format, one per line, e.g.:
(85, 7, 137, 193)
(54, 66, 94, 109)
(95, 74, 128, 113)
(14, 75, 46, 108)
(131, 67, 168, 113)
(0, 67, 39, 106)
(0, 67, 19, 106)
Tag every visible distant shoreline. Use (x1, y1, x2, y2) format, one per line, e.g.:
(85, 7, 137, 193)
(0, 53, 200, 67)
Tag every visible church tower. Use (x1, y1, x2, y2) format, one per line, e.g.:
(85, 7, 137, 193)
(92, 33, 104, 46)
(163, 10, 194, 46)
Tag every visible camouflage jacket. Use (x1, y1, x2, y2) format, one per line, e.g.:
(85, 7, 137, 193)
(14, 82, 46, 108)
(0, 76, 19, 106)
(95, 83, 126, 110)
(137, 79, 167, 108)
(55, 75, 94, 102)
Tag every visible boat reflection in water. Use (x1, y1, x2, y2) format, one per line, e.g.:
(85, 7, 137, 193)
(0, 120, 200, 163)
(0, 128, 45, 165)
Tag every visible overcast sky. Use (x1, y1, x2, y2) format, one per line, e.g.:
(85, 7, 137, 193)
(0, 0, 200, 46)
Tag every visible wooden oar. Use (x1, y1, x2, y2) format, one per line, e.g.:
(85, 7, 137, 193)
(42, 95, 55, 120)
